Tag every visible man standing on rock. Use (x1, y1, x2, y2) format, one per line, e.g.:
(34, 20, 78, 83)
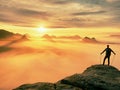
(100, 45, 116, 66)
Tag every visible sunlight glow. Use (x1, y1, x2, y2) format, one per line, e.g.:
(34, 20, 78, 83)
(37, 27, 46, 33)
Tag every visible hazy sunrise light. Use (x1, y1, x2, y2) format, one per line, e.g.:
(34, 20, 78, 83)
(37, 26, 47, 33)
(0, 0, 120, 90)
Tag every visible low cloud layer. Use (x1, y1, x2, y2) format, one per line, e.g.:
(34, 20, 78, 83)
(0, 37, 120, 90)
(110, 34, 120, 38)
(42, 34, 101, 44)
(0, 30, 120, 90)
(0, 40, 94, 90)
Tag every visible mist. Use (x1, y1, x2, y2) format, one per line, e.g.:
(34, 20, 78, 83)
(0, 37, 120, 90)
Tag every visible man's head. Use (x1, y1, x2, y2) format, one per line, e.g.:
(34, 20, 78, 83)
(107, 45, 109, 48)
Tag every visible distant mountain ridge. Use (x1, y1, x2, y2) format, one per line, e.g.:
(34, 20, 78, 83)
(0, 29, 14, 39)
(13, 65, 120, 90)
(0, 29, 29, 40)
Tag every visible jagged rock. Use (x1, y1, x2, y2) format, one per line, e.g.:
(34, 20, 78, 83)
(13, 65, 120, 90)
(13, 82, 54, 90)
(60, 65, 120, 90)
(13, 82, 82, 90)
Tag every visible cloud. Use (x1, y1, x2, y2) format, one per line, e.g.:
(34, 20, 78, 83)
(81, 36, 120, 44)
(59, 18, 85, 22)
(0, 46, 13, 53)
(0, 16, 28, 27)
(42, 34, 81, 40)
(15, 8, 52, 19)
(39, 0, 71, 5)
(41, 0, 120, 27)
(109, 34, 120, 38)
(0, 33, 120, 90)
(0, 9, 34, 27)
(59, 35, 81, 40)
(106, 0, 118, 2)
(42, 34, 103, 44)
(42, 0, 70, 5)
(55, 17, 110, 28)
(1, 38, 120, 90)
(39, 0, 107, 6)
(0, 2, 53, 27)
(51, 18, 91, 28)
(0, 41, 91, 90)
(72, 11, 106, 16)
(0, 0, 120, 28)
(41, 34, 82, 43)
(42, 34, 120, 44)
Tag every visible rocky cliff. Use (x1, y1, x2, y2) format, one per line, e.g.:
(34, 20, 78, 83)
(13, 65, 120, 90)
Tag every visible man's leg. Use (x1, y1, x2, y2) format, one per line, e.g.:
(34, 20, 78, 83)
(103, 56, 107, 65)
(108, 56, 110, 66)
(53, 84, 56, 90)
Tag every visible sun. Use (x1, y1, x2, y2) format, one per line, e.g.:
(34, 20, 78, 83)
(37, 27, 46, 33)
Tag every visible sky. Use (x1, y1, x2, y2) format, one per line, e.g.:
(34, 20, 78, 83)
(0, 0, 120, 34)
(0, 0, 120, 90)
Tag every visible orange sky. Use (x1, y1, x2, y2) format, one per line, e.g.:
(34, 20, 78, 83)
(0, 0, 120, 35)
(0, 0, 120, 90)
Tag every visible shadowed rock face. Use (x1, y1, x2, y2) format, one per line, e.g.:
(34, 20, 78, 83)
(13, 82, 56, 90)
(13, 82, 82, 90)
(60, 65, 120, 90)
(13, 65, 120, 90)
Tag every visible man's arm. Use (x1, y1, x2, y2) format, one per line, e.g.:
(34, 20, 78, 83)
(100, 49, 106, 55)
(111, 49, 116, 55)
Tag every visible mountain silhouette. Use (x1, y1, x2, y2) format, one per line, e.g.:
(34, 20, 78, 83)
(13, 64, 120, 90)
(82, 37, 99, 43)
(0, 29, 29, 53)
(0, 35, 29, 53)
(0, 29, 30, 40)
(0, 29, 14, 39)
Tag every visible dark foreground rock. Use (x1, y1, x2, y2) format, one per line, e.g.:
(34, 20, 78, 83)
(13, 65, 120, 90)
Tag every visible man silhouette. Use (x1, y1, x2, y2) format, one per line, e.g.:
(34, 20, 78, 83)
(100, 45, 116, 66)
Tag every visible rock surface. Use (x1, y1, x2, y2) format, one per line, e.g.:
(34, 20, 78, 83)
(13, 65, 120, 90)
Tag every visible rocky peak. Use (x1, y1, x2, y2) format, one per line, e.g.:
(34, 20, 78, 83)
(13, 65, 120, 90)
